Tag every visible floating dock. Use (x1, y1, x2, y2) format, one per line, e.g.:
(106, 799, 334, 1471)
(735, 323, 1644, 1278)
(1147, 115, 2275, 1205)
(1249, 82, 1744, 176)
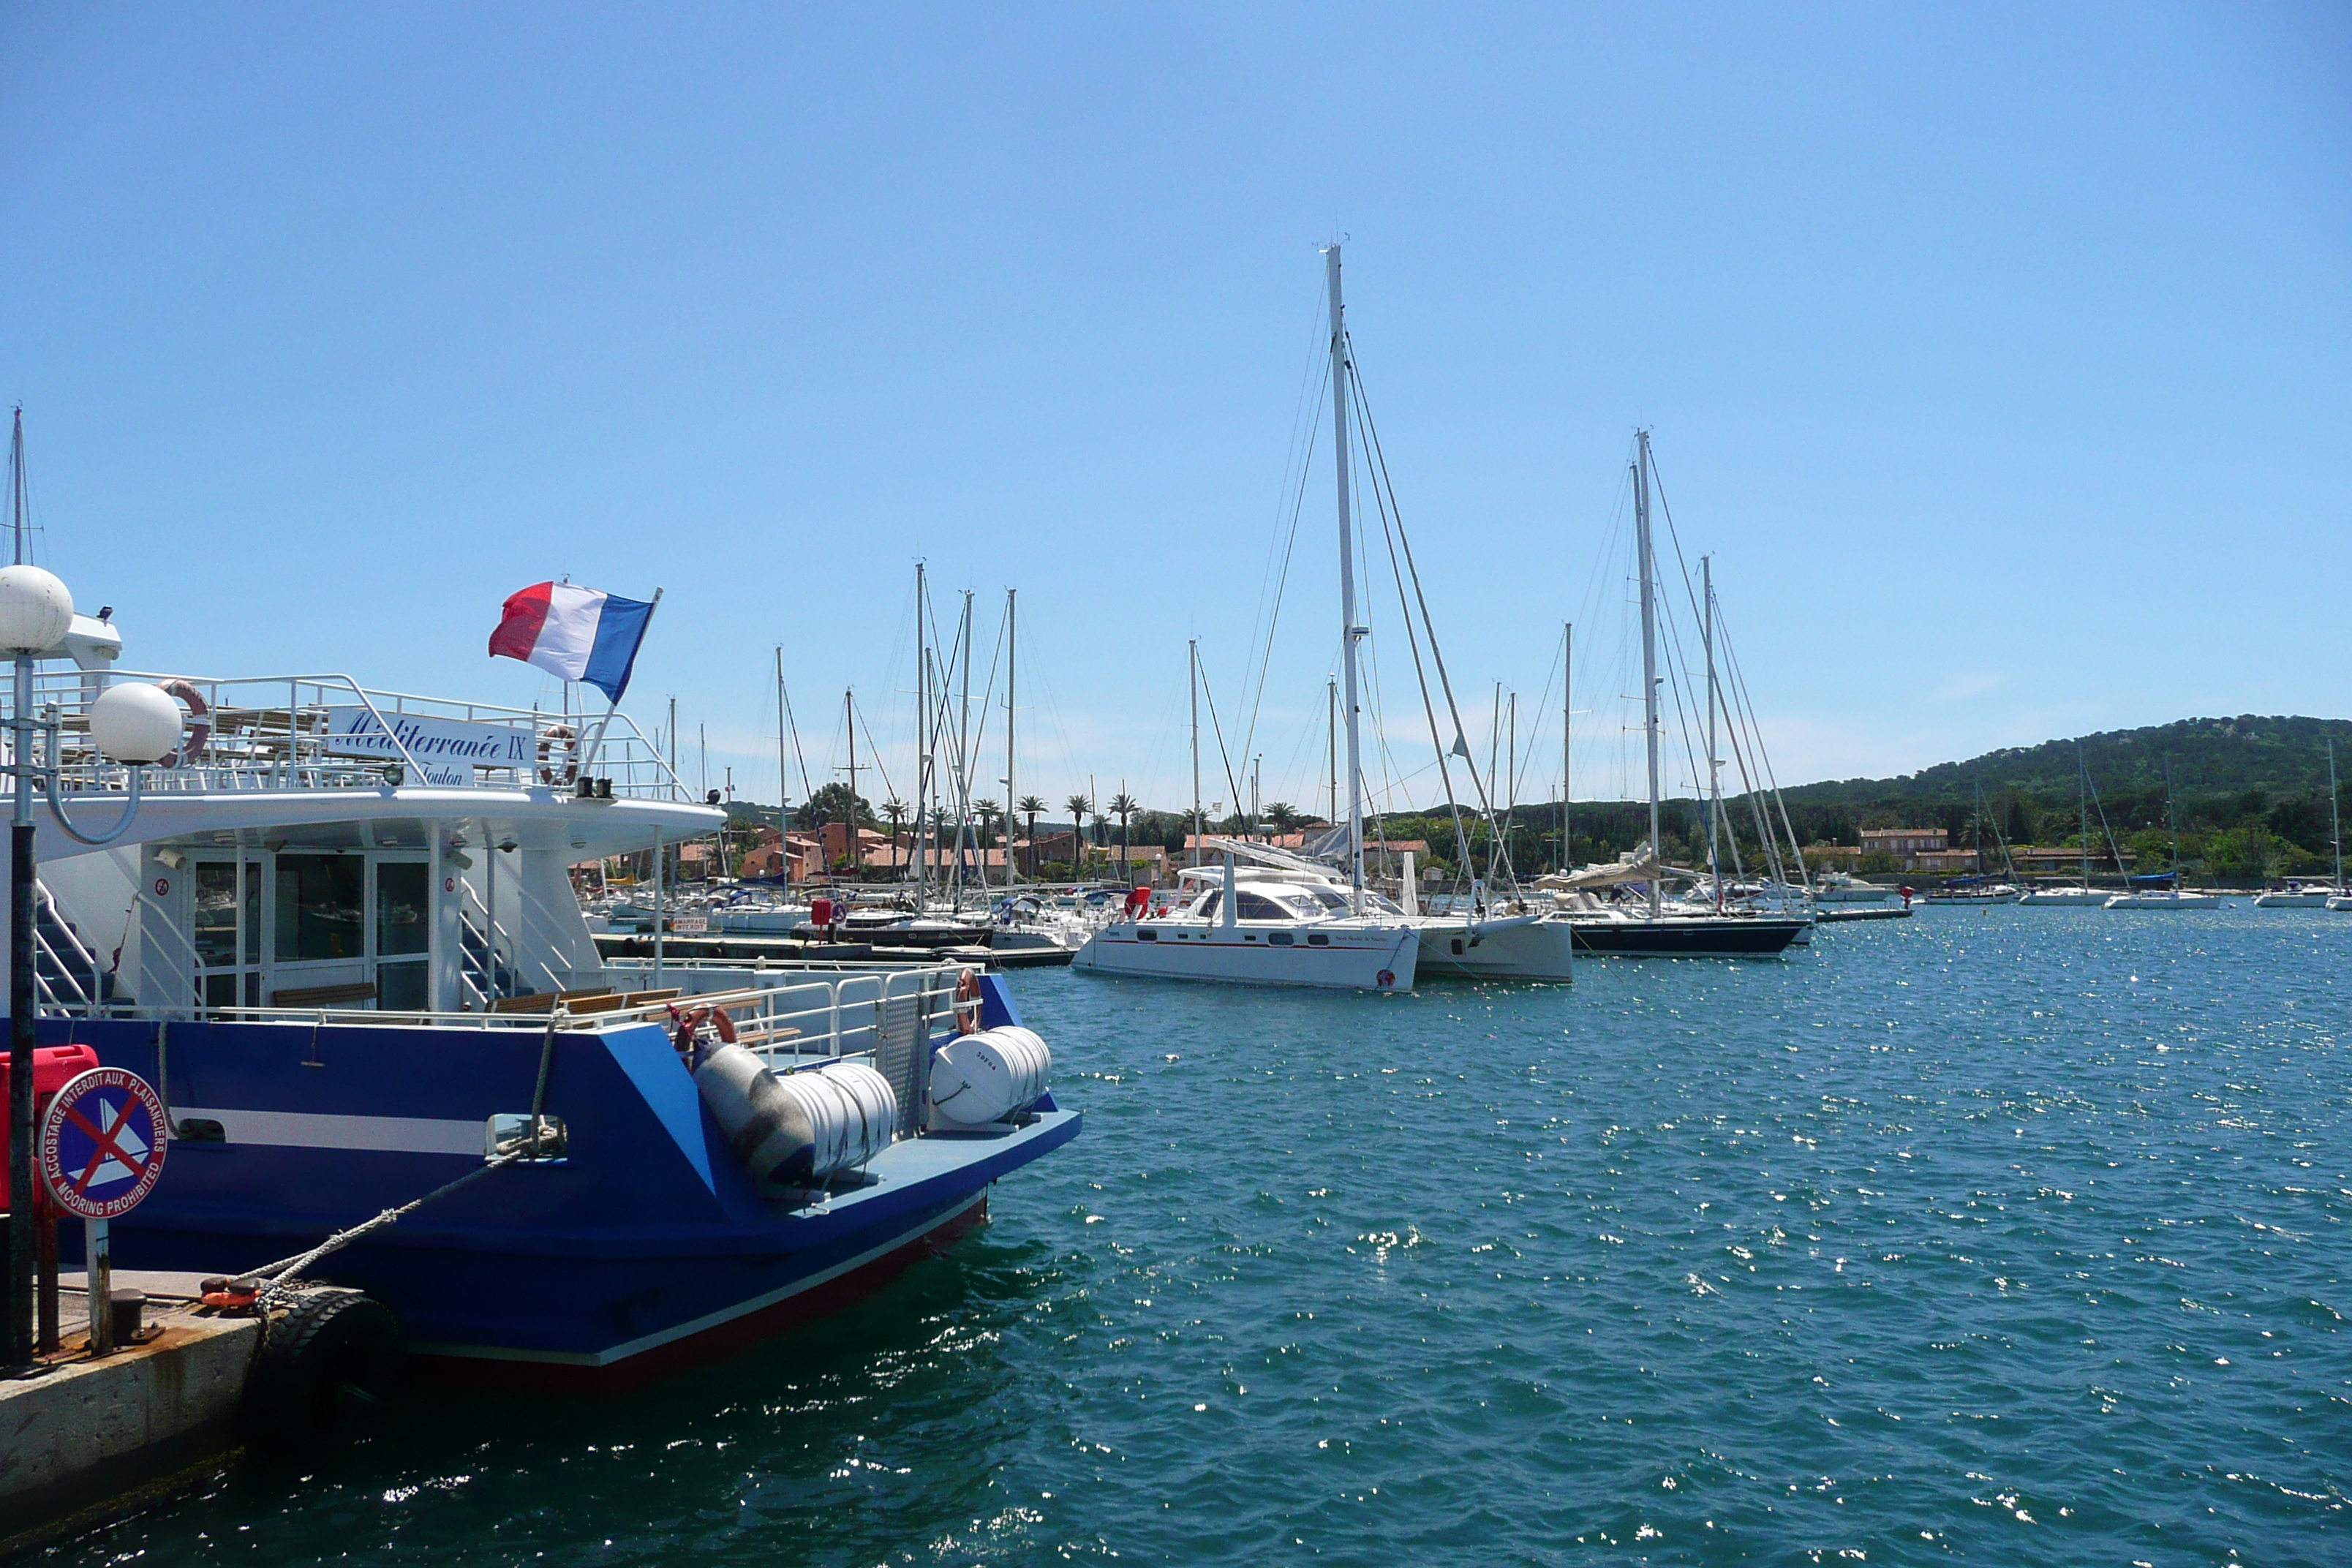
(1815, 905, 1915, 923)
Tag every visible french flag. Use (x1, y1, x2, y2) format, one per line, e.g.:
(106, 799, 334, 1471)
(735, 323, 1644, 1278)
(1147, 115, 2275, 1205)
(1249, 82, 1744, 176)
(488, 582, 657, 703)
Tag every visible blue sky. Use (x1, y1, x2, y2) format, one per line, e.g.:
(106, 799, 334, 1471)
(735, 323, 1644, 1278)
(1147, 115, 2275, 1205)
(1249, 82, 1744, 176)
(3, 4, 2345, 818)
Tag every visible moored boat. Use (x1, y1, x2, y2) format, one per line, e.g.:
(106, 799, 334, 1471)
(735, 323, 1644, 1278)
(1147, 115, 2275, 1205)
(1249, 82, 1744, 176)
(7, 624, 1077, 1385)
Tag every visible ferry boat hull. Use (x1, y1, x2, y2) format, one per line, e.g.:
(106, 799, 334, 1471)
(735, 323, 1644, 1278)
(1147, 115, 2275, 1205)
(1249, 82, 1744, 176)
(28, 984, 1077, 1385)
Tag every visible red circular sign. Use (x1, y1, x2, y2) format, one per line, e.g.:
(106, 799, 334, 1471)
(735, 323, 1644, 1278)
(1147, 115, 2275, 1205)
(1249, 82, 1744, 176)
(154, 877, 170, 897)
(39, 1067, 170, 1220)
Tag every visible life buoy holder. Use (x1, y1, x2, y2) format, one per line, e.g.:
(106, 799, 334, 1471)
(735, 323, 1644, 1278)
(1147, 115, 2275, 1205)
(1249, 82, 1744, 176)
(153, 679, 209, 770)
(952, 968, 983, 1035)
(538, 723, 578, 786)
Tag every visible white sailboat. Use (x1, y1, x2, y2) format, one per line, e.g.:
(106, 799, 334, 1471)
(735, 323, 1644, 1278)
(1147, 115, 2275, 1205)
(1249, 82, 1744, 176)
(2105, 755, 2223, 909)
(2253, 739, 2344, 906)
(1548, 433, 1806, 957)
(2018, 744, 2120, 904)
(1074, 244, 1420, 990)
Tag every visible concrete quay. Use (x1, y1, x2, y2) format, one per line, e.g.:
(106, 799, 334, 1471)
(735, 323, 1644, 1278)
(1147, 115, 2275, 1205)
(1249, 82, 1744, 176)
(0, 1273, 258, 1556)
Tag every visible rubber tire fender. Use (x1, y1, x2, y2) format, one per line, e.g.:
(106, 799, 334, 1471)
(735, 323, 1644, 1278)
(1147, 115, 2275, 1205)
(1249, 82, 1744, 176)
(241, 1287, 404, 1451)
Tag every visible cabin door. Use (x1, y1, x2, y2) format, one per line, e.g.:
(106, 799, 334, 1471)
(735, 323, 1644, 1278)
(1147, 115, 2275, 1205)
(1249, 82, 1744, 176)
(190, 856, 264, 1014)
(268, 851, 432, 1010)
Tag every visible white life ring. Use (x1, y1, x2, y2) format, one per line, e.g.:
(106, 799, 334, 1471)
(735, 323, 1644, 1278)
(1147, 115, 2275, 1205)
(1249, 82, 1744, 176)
(538, 723, 577, 786)
(154, 679, 210, 770)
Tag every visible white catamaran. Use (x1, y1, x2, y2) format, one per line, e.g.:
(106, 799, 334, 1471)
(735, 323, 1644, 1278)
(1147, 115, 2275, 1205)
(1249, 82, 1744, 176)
(1074, 244, 1420, 989)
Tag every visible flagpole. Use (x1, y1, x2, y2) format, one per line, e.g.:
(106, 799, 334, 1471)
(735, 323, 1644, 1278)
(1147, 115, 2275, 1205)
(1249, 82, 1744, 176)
(579, 587, 663, 783)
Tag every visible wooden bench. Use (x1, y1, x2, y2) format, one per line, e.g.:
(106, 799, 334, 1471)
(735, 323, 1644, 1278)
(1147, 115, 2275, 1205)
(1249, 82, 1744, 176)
(489, 987, 623, 1015)
(272, 981, 377, 1009)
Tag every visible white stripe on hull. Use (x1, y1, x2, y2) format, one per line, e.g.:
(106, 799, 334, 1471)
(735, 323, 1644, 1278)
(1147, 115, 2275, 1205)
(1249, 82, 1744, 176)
(171, 1106, 486, 1156)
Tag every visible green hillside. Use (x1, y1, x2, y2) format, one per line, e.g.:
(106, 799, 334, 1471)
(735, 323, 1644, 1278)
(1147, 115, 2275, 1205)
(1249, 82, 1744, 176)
(1376, 715, 2351, 881)
(1783, 715, 2352, 804)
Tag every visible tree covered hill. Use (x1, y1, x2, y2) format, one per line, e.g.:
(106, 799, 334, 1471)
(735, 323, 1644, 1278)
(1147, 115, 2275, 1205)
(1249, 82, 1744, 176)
(1782, 715, 2352, 806)
(1371, 715, 2351, 880)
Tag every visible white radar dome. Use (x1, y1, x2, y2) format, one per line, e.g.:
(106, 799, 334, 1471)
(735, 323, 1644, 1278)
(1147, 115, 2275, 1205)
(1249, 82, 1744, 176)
(0, 565, 73, 655)
(89, 682, 186, 764)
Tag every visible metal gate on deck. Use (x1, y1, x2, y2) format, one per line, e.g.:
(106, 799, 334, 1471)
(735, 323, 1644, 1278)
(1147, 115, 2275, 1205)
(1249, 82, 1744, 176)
(870, 970, 941, 1136)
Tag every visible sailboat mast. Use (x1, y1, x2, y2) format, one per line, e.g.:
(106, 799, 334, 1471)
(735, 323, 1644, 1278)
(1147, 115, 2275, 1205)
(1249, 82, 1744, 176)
(774, 647, 790, 896)
(1004, 588, 1017, 889)
(2078, 743, 2091, 889)
(1561, 622, 1573, 872)
(1326, 243, 1368, 909)
(914, 563, 929, 900)
(2163, 754, 2180, 879)
(844, 689, 857, 878)
(1189, 639, 1202, 867)
(2332, 738, 2343, 891)
(955, 589, 973, 895)
(1635, 431, 1663, 918)
(1703, 554, 1722, 912)
(1327, 677, 1338, 833)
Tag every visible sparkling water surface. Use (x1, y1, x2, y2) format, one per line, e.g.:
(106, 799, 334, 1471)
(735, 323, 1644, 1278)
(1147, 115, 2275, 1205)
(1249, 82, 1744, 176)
(61, 908, 2349, 1566)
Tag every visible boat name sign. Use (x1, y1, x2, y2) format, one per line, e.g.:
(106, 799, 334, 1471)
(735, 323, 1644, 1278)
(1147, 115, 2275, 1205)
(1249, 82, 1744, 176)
(323, 706, 538, 785)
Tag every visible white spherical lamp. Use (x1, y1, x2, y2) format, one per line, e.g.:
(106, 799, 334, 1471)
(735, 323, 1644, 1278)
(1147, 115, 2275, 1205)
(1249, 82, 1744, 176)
(0, 565, 73, 655)
(89, 682, 186, 765)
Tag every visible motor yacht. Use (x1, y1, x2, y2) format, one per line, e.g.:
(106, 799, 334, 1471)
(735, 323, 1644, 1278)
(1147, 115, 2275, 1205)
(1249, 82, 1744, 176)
(1809, 872, 1893, 904)
(2250, 881, 2343, 908)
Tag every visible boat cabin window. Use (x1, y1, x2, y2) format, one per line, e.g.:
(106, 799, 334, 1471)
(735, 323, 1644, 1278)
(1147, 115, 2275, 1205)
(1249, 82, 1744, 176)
(189, 848, 436, 1017)
(1193, 890, 1220, 921)
(1234, 891, 1292, 921)
(276, 854, 364, 961)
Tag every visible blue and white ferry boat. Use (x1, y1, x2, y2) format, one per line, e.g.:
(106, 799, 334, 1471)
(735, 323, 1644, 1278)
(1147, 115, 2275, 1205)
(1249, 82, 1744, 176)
(12, 647, 1078, 1386)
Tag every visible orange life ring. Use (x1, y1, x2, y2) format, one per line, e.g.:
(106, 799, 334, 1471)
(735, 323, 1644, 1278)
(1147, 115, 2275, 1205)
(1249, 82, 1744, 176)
(154, 679, 209, 770)
(538, 723, 578, 786)
(953, 968, 983, 1035)
(669, 1004, 737, 1054)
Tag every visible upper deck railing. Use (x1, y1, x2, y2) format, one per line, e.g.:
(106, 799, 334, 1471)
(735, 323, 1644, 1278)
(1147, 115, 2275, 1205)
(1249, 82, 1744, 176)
(22, 668, 690, 801)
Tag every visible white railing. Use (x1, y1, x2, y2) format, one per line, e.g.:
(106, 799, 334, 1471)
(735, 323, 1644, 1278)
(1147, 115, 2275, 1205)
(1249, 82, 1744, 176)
(21, 668, 688, 802)
(68, 961, 964, 1055)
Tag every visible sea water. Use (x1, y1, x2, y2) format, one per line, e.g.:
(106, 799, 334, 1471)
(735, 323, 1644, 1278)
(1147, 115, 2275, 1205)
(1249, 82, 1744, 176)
(65, 907, 2348, 1565)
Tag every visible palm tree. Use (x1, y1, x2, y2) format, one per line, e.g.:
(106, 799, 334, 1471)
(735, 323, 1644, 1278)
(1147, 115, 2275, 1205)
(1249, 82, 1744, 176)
(1264, 801, 1299, 842)
(1064, 793, 1091, 873)
(975, 802, 1002, 850)
(882, 799, 907, 878)
(1018, 794, 1046, 875)
(1109, 792, 1139, 883)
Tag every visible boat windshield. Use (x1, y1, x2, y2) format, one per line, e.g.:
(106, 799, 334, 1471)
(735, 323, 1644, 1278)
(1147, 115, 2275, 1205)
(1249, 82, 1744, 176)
(1299, 883, 1404, 916)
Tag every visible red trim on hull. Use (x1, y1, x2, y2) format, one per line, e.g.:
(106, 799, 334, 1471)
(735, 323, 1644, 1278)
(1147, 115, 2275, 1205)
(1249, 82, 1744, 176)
(410, 1197, 990, 1393)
